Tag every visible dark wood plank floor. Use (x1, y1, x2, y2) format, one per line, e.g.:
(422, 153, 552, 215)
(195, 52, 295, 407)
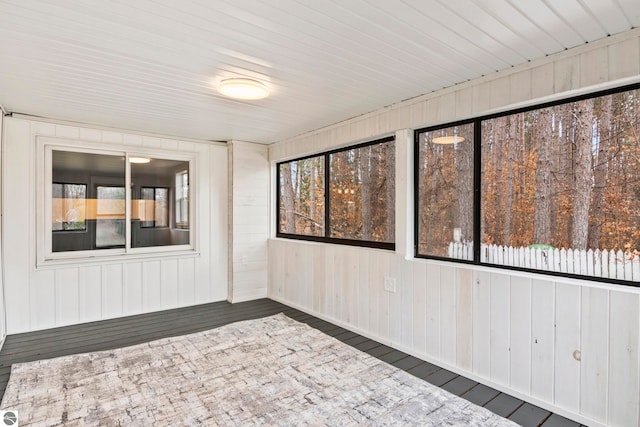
(0, 298, 582, 427)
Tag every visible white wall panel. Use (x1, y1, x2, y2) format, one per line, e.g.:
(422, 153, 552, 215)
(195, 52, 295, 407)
(228, 141, 268, 302)
(268, 30, 640, 426)
(2, 117, 229, 333)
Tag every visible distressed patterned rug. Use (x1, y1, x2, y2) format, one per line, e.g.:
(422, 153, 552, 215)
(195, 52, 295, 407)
(1, 314, 516, 426)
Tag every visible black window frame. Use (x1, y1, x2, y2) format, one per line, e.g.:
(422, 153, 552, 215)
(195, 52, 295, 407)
(414, 81, 640, 287)
(277, 136, 396, 251)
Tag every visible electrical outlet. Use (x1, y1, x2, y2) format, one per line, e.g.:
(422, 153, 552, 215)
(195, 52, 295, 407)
(384, 276, 396, 293)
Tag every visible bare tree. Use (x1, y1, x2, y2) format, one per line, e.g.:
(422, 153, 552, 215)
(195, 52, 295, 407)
(571, 99, 594, 250)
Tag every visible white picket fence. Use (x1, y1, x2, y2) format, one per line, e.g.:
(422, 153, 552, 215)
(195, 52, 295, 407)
(448, 241, 640, 282)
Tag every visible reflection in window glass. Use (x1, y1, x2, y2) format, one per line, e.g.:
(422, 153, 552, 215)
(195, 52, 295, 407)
(278, 156, 325, 236)
(329, 140, 395, 243)
(140, 187, 169, 228)
(95, 186, 125, 248)
(131, 160, 189, 248)
(52, 183, 86, 231)
(175, 170, 189, 230)
(52, 151, 125, 252)
(416, 123, 474, 259)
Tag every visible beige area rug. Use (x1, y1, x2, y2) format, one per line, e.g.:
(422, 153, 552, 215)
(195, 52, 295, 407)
(1, 314, 517, 426)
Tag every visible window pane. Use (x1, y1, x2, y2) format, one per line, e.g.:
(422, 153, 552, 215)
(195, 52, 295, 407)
(329, 140, 395, 243)
(53, 183, 86, 231)
(95, 186, 125, 248)
(417, 124, 474, 259)
(278, 156, 325, 236)
(175, 170, 189, 230)
(481, 89, 640, 282)
(52, 151, 124, 252)
(131, 159, 189, 248)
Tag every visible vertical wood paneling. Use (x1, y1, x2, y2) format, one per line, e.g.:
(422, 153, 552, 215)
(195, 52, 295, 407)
(509, 276, 532, 394)
(123, 262, 143, 315)
(102, 264, 123, 318)
(425, 263, 441, 358)
(30, 270, 56, 330)
(412, 262, 428, 354)
(456, 269, 473, 371)
(580, 287, 609, 422)
(178, 258, 196, 306)
(473, 271, 491, 377)
(580, 47, 609, 86)
(608, 291, 640, 427)
(531, 62, 555, 100)
(554, 56, 581, 93)
(531, 279, 555, 402)
(367, 250, 382, 337)
(356, 250, 370, 332)
(608, 36, 640, 80)
(490, 273, 510, 385)
(78, 266, 102, 322)
(554, 283, 581, 412)
(400, 258, 414, 348)
(161, 259, 179, 309)
(389, 255, 404, 343)
(55, 268, 79, 326)
(440, 266, 457, 363)
(312, 244, 325, 313)
(142, 261, 161, 312)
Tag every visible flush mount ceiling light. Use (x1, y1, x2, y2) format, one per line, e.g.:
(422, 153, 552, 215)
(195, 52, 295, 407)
(431, 135, 465, 145)
(217, 78, 270, 100)
(129, 157, 151, 164)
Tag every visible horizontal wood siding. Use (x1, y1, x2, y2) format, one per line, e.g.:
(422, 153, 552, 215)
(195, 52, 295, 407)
(2, 117, 229, 334)
(268, 30, 640, 427)
(228, 141, 269, 302)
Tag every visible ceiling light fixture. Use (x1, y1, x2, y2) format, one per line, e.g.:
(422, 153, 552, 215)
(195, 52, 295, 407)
(217, 78, 270, 100)
(432, 135, 465, 145)
(129, 157, 151, 164)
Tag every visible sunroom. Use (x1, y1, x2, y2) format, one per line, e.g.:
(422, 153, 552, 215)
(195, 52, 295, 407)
(0, 1, 639, 426)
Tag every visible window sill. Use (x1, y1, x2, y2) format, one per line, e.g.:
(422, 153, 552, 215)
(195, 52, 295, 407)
(36, 248, 200, 269)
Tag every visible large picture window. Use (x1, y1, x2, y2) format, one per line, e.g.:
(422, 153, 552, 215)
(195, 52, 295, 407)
(43, 144, 193, 260)
(415, 84, 640, 285)
(277, 136, 395, 249)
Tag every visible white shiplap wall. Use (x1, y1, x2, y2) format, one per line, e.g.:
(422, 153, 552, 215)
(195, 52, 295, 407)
(228, 141, 269, 302)
(269, 29, 640, 427)
(2, 117, 229, 334)
(0, 112, 5, 346)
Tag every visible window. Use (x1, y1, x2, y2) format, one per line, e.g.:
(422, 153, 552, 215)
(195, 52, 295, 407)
(415, 83, 640, 285)
(416, 122, 474, 260)
(43, 144, 194, 260)
(277, 136, 395, 249)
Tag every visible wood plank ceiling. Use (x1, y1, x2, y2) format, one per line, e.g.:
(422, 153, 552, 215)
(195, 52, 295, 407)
(0, 0, 638, 144)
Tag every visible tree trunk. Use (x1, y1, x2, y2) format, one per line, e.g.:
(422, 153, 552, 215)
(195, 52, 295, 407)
(588, 95, 612, 249)
(533, 109, 552, 244)
(280, 163, 296, 233)
(359, 148, 373, 240)
(455, 127, 474, 242)
(571, 100, 594, 250)
(385, 141, 396, 242)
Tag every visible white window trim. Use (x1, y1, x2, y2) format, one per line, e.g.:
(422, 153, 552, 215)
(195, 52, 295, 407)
(36, 136, 198, 267)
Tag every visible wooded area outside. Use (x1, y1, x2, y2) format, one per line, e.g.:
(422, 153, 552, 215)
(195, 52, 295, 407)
(278, 138, 395, 244)
(417, 86, 640, 281)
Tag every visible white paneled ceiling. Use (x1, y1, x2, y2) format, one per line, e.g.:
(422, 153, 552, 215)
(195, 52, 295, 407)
(0, 0, 638, 144)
